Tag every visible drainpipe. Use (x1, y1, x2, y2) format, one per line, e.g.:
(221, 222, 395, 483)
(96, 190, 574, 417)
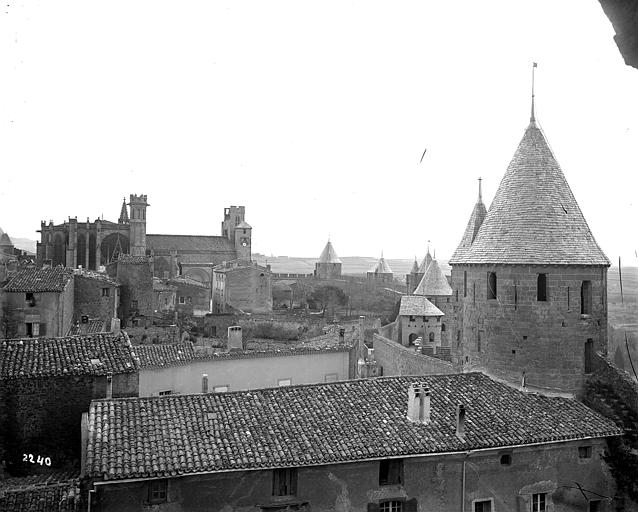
(462, 451, 471, 512)
(87, 489, 96, 512)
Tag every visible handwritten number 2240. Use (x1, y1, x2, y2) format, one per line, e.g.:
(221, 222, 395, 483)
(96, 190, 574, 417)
(22, 453, 51, 466)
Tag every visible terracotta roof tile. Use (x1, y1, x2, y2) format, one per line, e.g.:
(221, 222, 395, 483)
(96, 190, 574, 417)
(85, 373, 622, 480)
(0, 479, 81, 512)
(0, 334, 139, 379)
(450, 122, 609, 266)
(399, 296, 444, 317)
(413, 260, 452, 296)
(3, 267, 73, 292)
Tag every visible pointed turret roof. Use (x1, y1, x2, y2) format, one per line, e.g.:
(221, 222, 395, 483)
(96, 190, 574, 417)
(368, 253, 393, 274)
(413, 259, 453, 296)
(410, 257, 419, 274)
(450, 121, 609, 266)
(318, 240, 341, 264)
(417, 248, 433, 273)
(449, 180, 487, 264)
(118, 198, 129, 224)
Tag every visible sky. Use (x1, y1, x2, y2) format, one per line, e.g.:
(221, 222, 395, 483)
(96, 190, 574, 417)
(2, 1, 637, 263)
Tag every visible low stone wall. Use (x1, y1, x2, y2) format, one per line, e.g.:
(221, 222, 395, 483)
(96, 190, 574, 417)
(373, 330, 454, 377)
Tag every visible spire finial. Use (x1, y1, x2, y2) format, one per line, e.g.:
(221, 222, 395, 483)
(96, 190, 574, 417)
(530, 62, 537, 123)
(478, 177, 483, 202)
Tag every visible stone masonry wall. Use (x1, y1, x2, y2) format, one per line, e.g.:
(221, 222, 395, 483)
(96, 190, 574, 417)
(109, 261, 153, 328)
(450, 265, 608, 396)
(373, 331, 454, 376)
(73, 276, 117, 325)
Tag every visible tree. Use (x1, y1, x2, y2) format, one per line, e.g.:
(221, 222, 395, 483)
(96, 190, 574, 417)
(307, 285, 348, 319)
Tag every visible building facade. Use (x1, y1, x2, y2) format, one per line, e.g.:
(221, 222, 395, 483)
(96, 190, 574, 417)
(212, 260, 272, 314)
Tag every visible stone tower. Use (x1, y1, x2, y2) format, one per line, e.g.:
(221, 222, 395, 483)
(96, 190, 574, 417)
(128, 194, 149, 256)
(315, 240, 342, 280)
(221, 206, 245, 244)
(234, 221, 252, 262)
(449, 112, 609, 396)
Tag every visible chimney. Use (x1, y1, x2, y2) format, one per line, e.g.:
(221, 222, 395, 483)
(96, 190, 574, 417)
(106, 373, 113, 399)
(407, 383, 430, 424)
(227, 326, 242, 351)
(202, 374, 209, 393)
(456, 403, 467, 440)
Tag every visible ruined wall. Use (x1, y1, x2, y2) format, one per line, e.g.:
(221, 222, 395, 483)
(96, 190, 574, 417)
(373, 332, 454, 376)
(93, 439, 614, 512)
(450, 265, 608, 396)
(225, 266, 272, 313)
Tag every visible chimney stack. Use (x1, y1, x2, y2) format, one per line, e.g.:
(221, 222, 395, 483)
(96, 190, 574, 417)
(202, 374, 209, 393)
(407, 383, 430, 424)
(227, 326, 243, 351)
(456, 403, 466, 440)
(106, 373, 113, 399)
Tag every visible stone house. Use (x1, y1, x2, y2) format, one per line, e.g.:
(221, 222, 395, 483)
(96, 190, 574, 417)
(170, 275, 210, 317)
(152, 277, 177, 314)
(396, 295, 444, 349)
(212, 260, 272, 314)
(81, 373, 621, 512)
(0, 334, 139, 475)
(1, 267, 75, 338)
(134, 329, 357, 396)
(71, 269, 120, 334)
(106, 255, 153, 328)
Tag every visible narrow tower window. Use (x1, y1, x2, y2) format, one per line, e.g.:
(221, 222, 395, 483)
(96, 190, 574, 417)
(581, 281, 592, 315)
(585, 339, 593, 374)
(487, 272, 497, 300)
(463, 271, 468, 297)
(537, 274, 547, 302)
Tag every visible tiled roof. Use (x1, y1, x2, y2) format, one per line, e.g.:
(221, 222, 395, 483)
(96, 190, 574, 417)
(0, 479, 81, 512)
(317, 240, 341, 264)
(67, 320, 106, 336)
(409, 258, 419, 274)
(136, 332, 355, 369)
(113, 255, 150, 265)
(450, 122, 610, 266)
(147, 234, 234, 253)
(73, 269, 119, 286)
(368, 255, 393, 274)
(399, 295, 444, 317)
(169, 276, 209, 289)
(85, 373, 622, 481)
(3, 267, 73, 292)
(0, 334, 139, 379)
(413, 259, 452, 296)
(153, 278, 177, 292)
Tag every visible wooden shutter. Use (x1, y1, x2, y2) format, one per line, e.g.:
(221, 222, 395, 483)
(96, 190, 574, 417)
(405, 499, 418, 512)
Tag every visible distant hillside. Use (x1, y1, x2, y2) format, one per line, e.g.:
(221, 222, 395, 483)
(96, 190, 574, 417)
(10, 237, 37, 254)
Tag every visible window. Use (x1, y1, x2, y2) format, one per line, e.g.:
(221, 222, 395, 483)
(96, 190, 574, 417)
(278, 379, 292, 387)
(380, 501, 403, 512)
(409, 315, 415, 322)
(131, 300, 138, 310)
(581, 280, 592, 314)
(499, 453, 511, 465)
(463, 271, 468, 297)
(148, 479, 167, 504)
(585, 339, 593, 374)
(487, 272, 497, 300)
(186, 296, 192, 304)
(474, 500, 492, 512)
(589, 500, 602, 512)
(379, 459, 403, 486)
(537, 274, 547, 301)
(213, 385, 229, 393)
(25, 292, 35, 306)
(532, 493, 546, 512)
(179, 296, 185, 304)
(324, 373, 338, 383)
(102, 287, 110, 297)
(272, 468, 297, 496)
(158, 390, 172, 396)
(428, 332, 434, 343)
(578, 446, 592, 459)
(441, 323, 446, 332)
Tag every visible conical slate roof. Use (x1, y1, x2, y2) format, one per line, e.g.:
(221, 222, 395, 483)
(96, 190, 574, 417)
(418, 249, 433, 273)
(368, 254, 393, 274)
(450, 121, 609, 266)
(449, 187, 487, 264)
(0, 232, 13, 247)
(318, 240, 341, 264)
(410, 258, 419, 274)
(413, 259, 452, 296)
